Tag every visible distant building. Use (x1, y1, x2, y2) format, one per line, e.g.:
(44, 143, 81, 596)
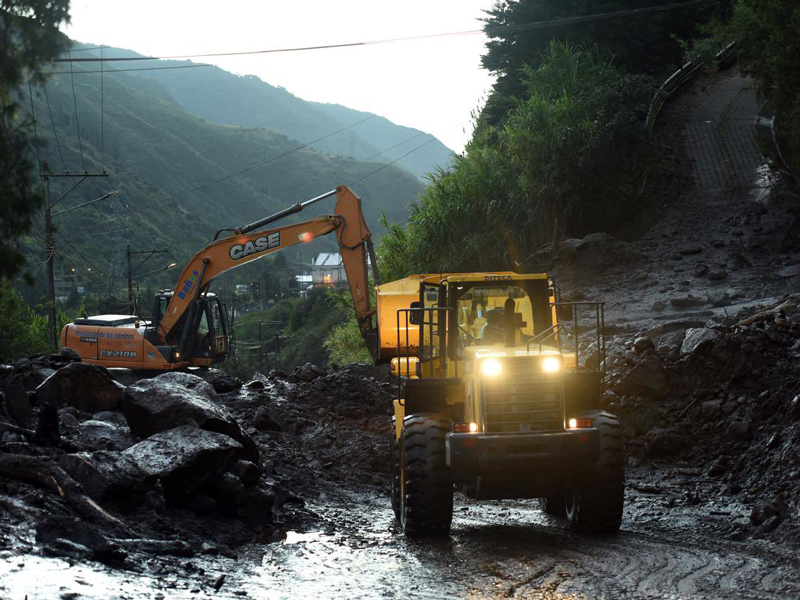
(235, 284, 250, 295)
(311, 253, 345, 286)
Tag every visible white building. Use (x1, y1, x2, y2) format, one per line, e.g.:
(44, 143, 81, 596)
(311, 253, 345, 286)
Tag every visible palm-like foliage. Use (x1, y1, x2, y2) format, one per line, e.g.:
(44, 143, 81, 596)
(378, 41, 653, 281)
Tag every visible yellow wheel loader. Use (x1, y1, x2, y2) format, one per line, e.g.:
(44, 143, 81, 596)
(374, 273, 623, 536)
(61, 186, 381, 370)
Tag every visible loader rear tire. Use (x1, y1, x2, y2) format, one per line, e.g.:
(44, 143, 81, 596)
(389, 417, 401, 520)
(399, 413, 453, 536)
(565, 411, 624, 533)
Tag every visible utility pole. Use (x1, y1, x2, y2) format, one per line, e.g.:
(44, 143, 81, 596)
(42, 164, 114, 350)
(126, 247, 170, 312)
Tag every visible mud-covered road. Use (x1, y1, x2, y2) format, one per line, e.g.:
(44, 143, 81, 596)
(238, 488, 800, 599)
(4, 481, 800, 598)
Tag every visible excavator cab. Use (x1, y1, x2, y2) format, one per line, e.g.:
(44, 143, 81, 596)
(152, 291, 229, 367)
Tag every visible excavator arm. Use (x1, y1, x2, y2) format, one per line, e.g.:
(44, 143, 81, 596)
(157, 185, 381, 360)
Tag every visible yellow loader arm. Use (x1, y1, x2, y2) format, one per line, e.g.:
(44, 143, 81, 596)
(158, 186, 381, 359)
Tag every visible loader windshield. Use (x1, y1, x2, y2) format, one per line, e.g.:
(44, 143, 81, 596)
(454, 285, 535, 346)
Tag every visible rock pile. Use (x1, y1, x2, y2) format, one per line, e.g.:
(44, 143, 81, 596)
(0, 357, 276, 563)
(603, 296, 800, 543)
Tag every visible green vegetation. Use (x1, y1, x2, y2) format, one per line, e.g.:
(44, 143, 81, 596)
(322, 288, 373, 366)
(0, 1, 69, 279)
(728, 0, 800, 174)
(0, 279, 50, 360)
(480, 0, 719, 128)
(223, 288, 354, 379)
(379, 42, 653, 280)
(0, 278, 85, 361)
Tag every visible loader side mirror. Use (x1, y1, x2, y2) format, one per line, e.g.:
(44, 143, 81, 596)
(409, 301, 421, 325)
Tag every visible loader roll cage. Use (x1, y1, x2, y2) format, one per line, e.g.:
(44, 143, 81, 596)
(526, 301, 607, 376)
(395, 305, 457, 402)
(393, 298, 607, 400)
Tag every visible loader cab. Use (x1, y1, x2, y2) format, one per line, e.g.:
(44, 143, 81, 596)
(152, 290, 229, 365)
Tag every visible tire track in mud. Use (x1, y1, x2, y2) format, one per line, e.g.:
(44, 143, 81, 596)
(233, 492, 800, 599)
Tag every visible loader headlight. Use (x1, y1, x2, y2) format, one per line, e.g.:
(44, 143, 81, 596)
(481, 358, 502, 377)
(542, 357, 560, 373)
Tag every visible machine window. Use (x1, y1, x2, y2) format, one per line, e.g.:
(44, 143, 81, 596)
(456, 286, 533, 346)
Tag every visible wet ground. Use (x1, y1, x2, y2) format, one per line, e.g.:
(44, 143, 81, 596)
(4, 475, 800, 599)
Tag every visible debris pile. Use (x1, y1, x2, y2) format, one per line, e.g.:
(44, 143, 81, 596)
(604, 295, 800, 543)
(0, 355, 282, 566)
(0, 353, 396, 575)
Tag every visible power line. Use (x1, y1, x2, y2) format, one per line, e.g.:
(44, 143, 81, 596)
(75, 112, 379, 229)
(190, 127, 445, 220)
(27, 80, 42, 171)
(173, 113, 376, 199)
(42, 82, 67, 171)
(100, 45, 105, 171)
(66, 46, 86, 170)
(55, 230, 108, 278)
(47, 63, 212, 76)
(347, 135, 444, 188)
(52, 0, 719, 65)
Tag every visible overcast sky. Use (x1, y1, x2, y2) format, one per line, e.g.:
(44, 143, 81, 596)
(62, 0, 498, 153)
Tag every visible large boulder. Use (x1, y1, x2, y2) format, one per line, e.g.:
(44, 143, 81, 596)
(36, 362, 125, 413)
(59, 450, 155, 501)
(62, 419, 135, 452)
(2, 376, 32, 426)
(680, 328, 721, 357)
(122, 372, 258, 461)
(614, 356, 670, 400)
(200, 369, 242, 393)
(122, 426, 242, 503)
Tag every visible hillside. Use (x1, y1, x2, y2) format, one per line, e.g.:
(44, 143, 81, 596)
(98, 46, 454, 180)
(19, 50, 425, 298)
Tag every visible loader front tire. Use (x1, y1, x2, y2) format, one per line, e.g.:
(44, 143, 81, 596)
(565, 411, 624, 533)
(399, 413, 453, 536)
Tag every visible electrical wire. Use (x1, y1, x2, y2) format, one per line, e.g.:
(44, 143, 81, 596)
(42, 82, 67, 172)
(173, 113, 376, 200)
(100, 45, 105, 171)
(52, 0, 719, 65)
(73, 112, 380, 229)
(189, 119, 465, 220)
(46, 63, 212, 76)
(55, 230, 107, 277)
(66, 45, 86, 170)
(27, 81, 42, 172)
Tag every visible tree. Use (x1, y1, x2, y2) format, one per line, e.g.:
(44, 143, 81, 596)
(0, 278, 50, 360)
(480, 0, 716, 127)
(378, 42, 653, 281)
(728, 0, 800, 174)
(0, 1, 70, 279)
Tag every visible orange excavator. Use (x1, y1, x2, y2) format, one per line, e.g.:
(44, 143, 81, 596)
(61, 186, 380, 370)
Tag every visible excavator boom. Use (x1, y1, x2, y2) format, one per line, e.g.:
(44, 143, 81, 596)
(157, 215, 340, 342)
(61, 185, 381, 369)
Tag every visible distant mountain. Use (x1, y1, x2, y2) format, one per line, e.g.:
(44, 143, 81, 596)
(19, 45, 425, 297)
(99, 46, 454, 179)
